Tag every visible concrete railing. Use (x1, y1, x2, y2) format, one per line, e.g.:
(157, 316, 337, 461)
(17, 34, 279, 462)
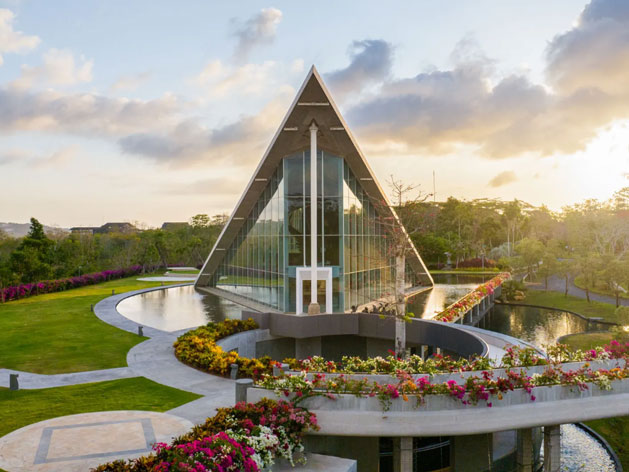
(247, 377, 629, 436)
(296, 358, 627, 385)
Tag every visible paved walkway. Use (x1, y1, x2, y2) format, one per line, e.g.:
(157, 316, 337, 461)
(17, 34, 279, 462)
(531, 275, 629, 307)
(0, 367, 135, 390)
(0, 411, 193, 472)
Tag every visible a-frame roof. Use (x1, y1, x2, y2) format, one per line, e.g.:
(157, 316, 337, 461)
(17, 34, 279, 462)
(196, 66, 433, 288)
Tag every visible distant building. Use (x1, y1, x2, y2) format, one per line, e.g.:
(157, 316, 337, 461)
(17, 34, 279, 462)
(161, 222, 190, 231)
(70, 222, 139, 235)
(70, 227, 99, 235)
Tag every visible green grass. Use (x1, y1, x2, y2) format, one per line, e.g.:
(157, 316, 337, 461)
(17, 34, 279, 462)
(168, 269, 200, 274)
(560, 332, 620, 351)
(0, 275, 179, 374)
(573, 275, 629, 301)
(430, 269, 501, 274)
(0, 377, 200, 438)
(523, 290, 619, 322)
(562, 334, 629, 469)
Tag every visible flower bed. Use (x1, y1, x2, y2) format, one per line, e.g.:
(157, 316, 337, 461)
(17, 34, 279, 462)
(0, 265, 144, 302)
(173, 318, 296, 379)
(434, 272, 510, 322)
(258, 343, 629, 411)
(94, 399, 319, 471)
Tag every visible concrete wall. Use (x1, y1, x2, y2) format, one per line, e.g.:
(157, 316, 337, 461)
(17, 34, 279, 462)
(247, 312, 489, 359)
(304, 435, 380, 472)
(256, 337, 295, 360)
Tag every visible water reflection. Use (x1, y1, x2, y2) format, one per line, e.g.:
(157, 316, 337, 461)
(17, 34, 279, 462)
(116, 285, 244, 331)
(407, 274, 491, 319)
(548, 425, 616, 472)
(486, 304, 593, 348)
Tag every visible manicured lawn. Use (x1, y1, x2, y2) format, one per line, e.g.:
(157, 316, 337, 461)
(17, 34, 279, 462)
(562, 334, 629, 469)
(168, 269, 200, 274)
(0, 276, 179, 374)
(573, 275, 629, 301)
(560, 332, 621, 351)
(0, 377, 200, 438)
(430, 269, 501, 275)
(523, 290, 619, 322)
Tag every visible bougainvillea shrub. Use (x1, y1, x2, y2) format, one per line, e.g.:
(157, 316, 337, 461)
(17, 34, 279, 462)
(1, 265, 144, 302)
(93, 399, 318, 472)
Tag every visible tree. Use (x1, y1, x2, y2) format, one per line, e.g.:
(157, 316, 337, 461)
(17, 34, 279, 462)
(574, 252, 600, 303)
(515, 238, 544, 280)
(374, 176, 431, 358)
(9, 218, 54, 283)
(538, 247, 560, 290)
(599, 255, 626, 308)
(557, 258, 574, 297)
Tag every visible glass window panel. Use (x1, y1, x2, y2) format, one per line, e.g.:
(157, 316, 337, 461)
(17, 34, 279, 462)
(324, 235, 340, 266)
(323, 198, 340, 235)
(323, 154, 341, 197)
(285, 154, 304, 196)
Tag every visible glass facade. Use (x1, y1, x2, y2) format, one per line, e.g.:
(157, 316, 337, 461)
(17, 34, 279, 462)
(212, 149, 413, 313)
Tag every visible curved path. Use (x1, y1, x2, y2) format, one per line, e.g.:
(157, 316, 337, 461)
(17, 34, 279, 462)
(534, 275, 629, 307)
(0, 367, 135, 390)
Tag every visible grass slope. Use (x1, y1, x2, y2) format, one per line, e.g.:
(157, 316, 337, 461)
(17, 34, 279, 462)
(0, 377, 200, 438)
(524, 290, 619, 322)
(0, 276, 179, 374)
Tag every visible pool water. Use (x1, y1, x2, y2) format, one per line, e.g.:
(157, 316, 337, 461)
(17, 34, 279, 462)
(116, 285, 244, 332)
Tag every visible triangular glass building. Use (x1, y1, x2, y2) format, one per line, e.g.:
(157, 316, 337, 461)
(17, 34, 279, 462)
(196, 66, 433, 314)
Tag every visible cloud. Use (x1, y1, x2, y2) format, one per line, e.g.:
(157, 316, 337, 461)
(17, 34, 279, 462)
(0, 145, 78, 168)
(344, 9, 629, 159)
(118, 93, 291, 166)
(111, 71, 151, 92)
(231, 8, 282, 62)
(546, 0, 629, 96)
(10, 48, 93, 89)
(325, 40, 393, 99)
(0, 9, 40, 66)
(488, 170, 517, 188)
(0, 87, 181, 137)
(194, 60, 277, 98)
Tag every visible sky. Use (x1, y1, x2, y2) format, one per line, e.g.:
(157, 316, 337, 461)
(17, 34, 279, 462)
(0, 0, 628, 228)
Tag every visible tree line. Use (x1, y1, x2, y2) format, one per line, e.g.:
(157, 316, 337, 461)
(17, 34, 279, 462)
(1, 187, 627, 305)
(0, 214, 226, 287)
(401, 187, 629, 306)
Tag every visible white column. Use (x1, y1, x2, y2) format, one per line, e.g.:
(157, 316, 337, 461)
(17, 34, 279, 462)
(308, 122, 320, 314)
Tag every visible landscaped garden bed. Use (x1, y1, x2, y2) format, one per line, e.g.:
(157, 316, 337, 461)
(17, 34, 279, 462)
(175, 318, 627, 411)
(434, 272, 510, 322)
(93, 399, 318, 472)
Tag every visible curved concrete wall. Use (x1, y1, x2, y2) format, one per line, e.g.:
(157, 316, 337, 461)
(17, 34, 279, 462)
(246, 312, 489, 359)
(247, 378, 629, 436)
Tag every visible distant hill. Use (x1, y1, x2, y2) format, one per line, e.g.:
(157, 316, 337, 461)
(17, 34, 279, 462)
(0, 222, 69, 238)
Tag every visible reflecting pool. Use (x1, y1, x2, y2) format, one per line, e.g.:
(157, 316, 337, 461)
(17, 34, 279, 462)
(485, 304, 595, 348)
(116, 285, 244, 331)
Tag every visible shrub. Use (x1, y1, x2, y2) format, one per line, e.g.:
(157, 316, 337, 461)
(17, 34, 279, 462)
(174, 319, 285, 379)
(93, 399, 318, 472)
(0, 265, 144, 302)
(457, 258, 497, 268)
